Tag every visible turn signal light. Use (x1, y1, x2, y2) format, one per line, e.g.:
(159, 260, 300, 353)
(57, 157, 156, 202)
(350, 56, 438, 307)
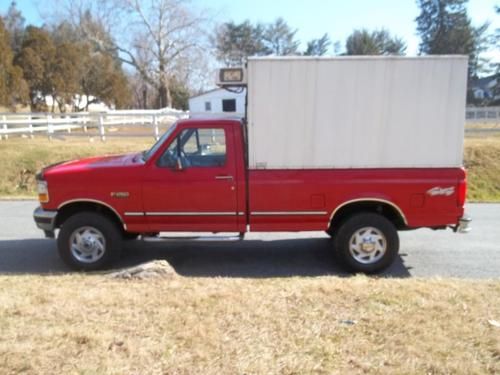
(38, 193, 49, 203)
(37, 181, 49, 203)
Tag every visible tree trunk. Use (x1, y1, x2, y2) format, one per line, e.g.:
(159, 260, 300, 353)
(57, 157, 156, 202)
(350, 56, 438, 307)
(158, 84, 172, 109)
(158, 60, 172, 108)
(166, 85, 172, 108)
(29, 92, 36, 112)
(142, 87, 147, 109)
(57, 99, 64, 113)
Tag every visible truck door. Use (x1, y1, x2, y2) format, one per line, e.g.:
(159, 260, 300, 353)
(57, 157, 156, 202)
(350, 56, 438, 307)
(142, 124, 239, 232)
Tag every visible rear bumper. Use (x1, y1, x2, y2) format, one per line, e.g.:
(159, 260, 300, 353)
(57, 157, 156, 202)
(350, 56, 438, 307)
(454, 215, 472, 233)
(33, 207, 57, 238)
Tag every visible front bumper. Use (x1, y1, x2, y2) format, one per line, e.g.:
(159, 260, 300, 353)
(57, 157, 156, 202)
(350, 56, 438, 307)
(33, 206, 57, 238)
(454, 215, 472, 233)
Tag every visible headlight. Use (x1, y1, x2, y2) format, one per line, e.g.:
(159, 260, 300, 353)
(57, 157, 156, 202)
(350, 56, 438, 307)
(37, 180, 49, 203)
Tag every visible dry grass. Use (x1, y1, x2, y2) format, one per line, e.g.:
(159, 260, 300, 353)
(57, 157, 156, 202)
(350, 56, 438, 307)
(464, 135, 500, 202)
(0, 134, 499, 201)
(0, 137, 153, 197)
(0, 274, 498, 374)
(0, 105, 31, 113)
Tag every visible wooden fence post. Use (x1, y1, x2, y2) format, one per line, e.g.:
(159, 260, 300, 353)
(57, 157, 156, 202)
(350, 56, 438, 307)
(1, 115, 7, 140)
(99, 114, 106, 142)
(153, 114, 159, 140)
(47, 114, 53, 140)
(28, 114, 34, 139)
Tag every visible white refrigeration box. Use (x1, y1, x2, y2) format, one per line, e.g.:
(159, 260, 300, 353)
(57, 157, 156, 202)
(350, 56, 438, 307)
(245, 56, 468, 169)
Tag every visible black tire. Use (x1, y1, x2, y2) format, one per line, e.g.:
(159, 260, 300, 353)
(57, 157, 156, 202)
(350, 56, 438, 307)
(57, 212, 123, 271)
(333, 212, 399, 274)
(325, 229, 335, 238)
(123, 232, 140, 241)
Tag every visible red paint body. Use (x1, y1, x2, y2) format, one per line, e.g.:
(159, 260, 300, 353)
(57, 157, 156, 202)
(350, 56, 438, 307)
(40, 119, 466, 234)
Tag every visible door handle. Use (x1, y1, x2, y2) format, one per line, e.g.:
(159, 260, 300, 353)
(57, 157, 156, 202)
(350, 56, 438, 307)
(215, 175, 233, 180)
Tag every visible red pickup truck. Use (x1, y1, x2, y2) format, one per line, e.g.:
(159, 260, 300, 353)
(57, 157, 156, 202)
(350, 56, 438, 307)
(34, 116, 469, 273)
(33, 57, 471, 273)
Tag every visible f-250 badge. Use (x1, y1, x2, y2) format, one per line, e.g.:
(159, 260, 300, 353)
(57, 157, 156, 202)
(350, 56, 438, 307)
(427, 186, 455, 196)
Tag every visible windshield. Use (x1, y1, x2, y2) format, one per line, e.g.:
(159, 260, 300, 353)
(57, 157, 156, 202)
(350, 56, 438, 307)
(142, 123, 178, 161)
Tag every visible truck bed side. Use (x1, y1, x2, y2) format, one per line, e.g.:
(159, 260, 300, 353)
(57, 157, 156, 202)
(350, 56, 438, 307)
(248, 168, 466, 231)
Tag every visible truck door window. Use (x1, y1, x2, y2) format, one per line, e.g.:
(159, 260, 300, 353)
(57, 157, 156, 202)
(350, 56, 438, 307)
(158, 128, 226, 168)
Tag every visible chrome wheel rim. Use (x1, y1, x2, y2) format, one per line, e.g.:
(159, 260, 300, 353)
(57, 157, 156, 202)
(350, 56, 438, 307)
(349, 227, 387, 265)
(69, 226, 106, 263)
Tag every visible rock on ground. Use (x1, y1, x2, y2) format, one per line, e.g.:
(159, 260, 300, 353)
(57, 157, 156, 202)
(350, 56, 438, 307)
(107, 260, 177, 279)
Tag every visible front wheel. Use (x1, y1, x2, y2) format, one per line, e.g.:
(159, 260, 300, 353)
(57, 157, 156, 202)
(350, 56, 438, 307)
(57, 212, 123, 271)
(334, 213, 399, 273)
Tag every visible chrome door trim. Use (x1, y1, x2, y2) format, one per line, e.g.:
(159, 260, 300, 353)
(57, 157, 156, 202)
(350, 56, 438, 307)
(250, 211, 328, 216)
(215, 175, 234, 180)
(124, 212, 145, 216)
(145, 211, 239, 216)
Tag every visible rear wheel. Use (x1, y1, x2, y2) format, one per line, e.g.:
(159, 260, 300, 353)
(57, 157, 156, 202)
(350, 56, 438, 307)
(57, 212, 123, 271)
(333, 213, 399, 273)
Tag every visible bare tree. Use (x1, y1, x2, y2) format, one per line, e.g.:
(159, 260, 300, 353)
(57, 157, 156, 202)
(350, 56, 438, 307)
(49, 0, 207, 108)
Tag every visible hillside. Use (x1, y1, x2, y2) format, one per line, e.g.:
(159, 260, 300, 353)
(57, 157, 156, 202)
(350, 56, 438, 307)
(0, 135, 498, 201)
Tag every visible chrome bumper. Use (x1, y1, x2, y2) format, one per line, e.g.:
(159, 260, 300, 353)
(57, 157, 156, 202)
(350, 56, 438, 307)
(33, 207, 57, 238)
(455, 215, 472, 233)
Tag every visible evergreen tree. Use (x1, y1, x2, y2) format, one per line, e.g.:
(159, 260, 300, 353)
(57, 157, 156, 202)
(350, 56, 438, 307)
(0, 18, 27, 109)
(52, 42, 85, 112)
(214, 20, 268, 66)
(170, 79, 190, 110)
(48, 22, 131, 111)
(4, 1, 25, 54)
(304, 34, 331, 56)
(415, 0, 488, 77)
(491, 6, 500, 103)
(345, 29, 406, 55)
(15, 26, 56, 111)
(214, 18, 300, 65)
(263, 18, 300, 55)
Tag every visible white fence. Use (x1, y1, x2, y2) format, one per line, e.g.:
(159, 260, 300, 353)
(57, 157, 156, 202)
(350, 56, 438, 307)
(1, 107, 498, 140)
(0, 109, 188, 141)
(466, 107, 500, 123)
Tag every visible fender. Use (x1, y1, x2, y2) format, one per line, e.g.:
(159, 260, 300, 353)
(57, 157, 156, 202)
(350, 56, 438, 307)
(329, 197, 408, 226)
(58, 198, 126, 229)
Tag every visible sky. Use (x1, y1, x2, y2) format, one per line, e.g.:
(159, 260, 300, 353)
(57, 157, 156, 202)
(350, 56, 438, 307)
(2, 0, 499, 60)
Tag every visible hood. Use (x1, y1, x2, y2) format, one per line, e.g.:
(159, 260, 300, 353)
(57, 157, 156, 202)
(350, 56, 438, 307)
(42, 152, 143, 178)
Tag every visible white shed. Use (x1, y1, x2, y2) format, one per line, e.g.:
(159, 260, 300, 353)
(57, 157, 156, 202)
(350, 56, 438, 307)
(189, 88, 246, 117)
